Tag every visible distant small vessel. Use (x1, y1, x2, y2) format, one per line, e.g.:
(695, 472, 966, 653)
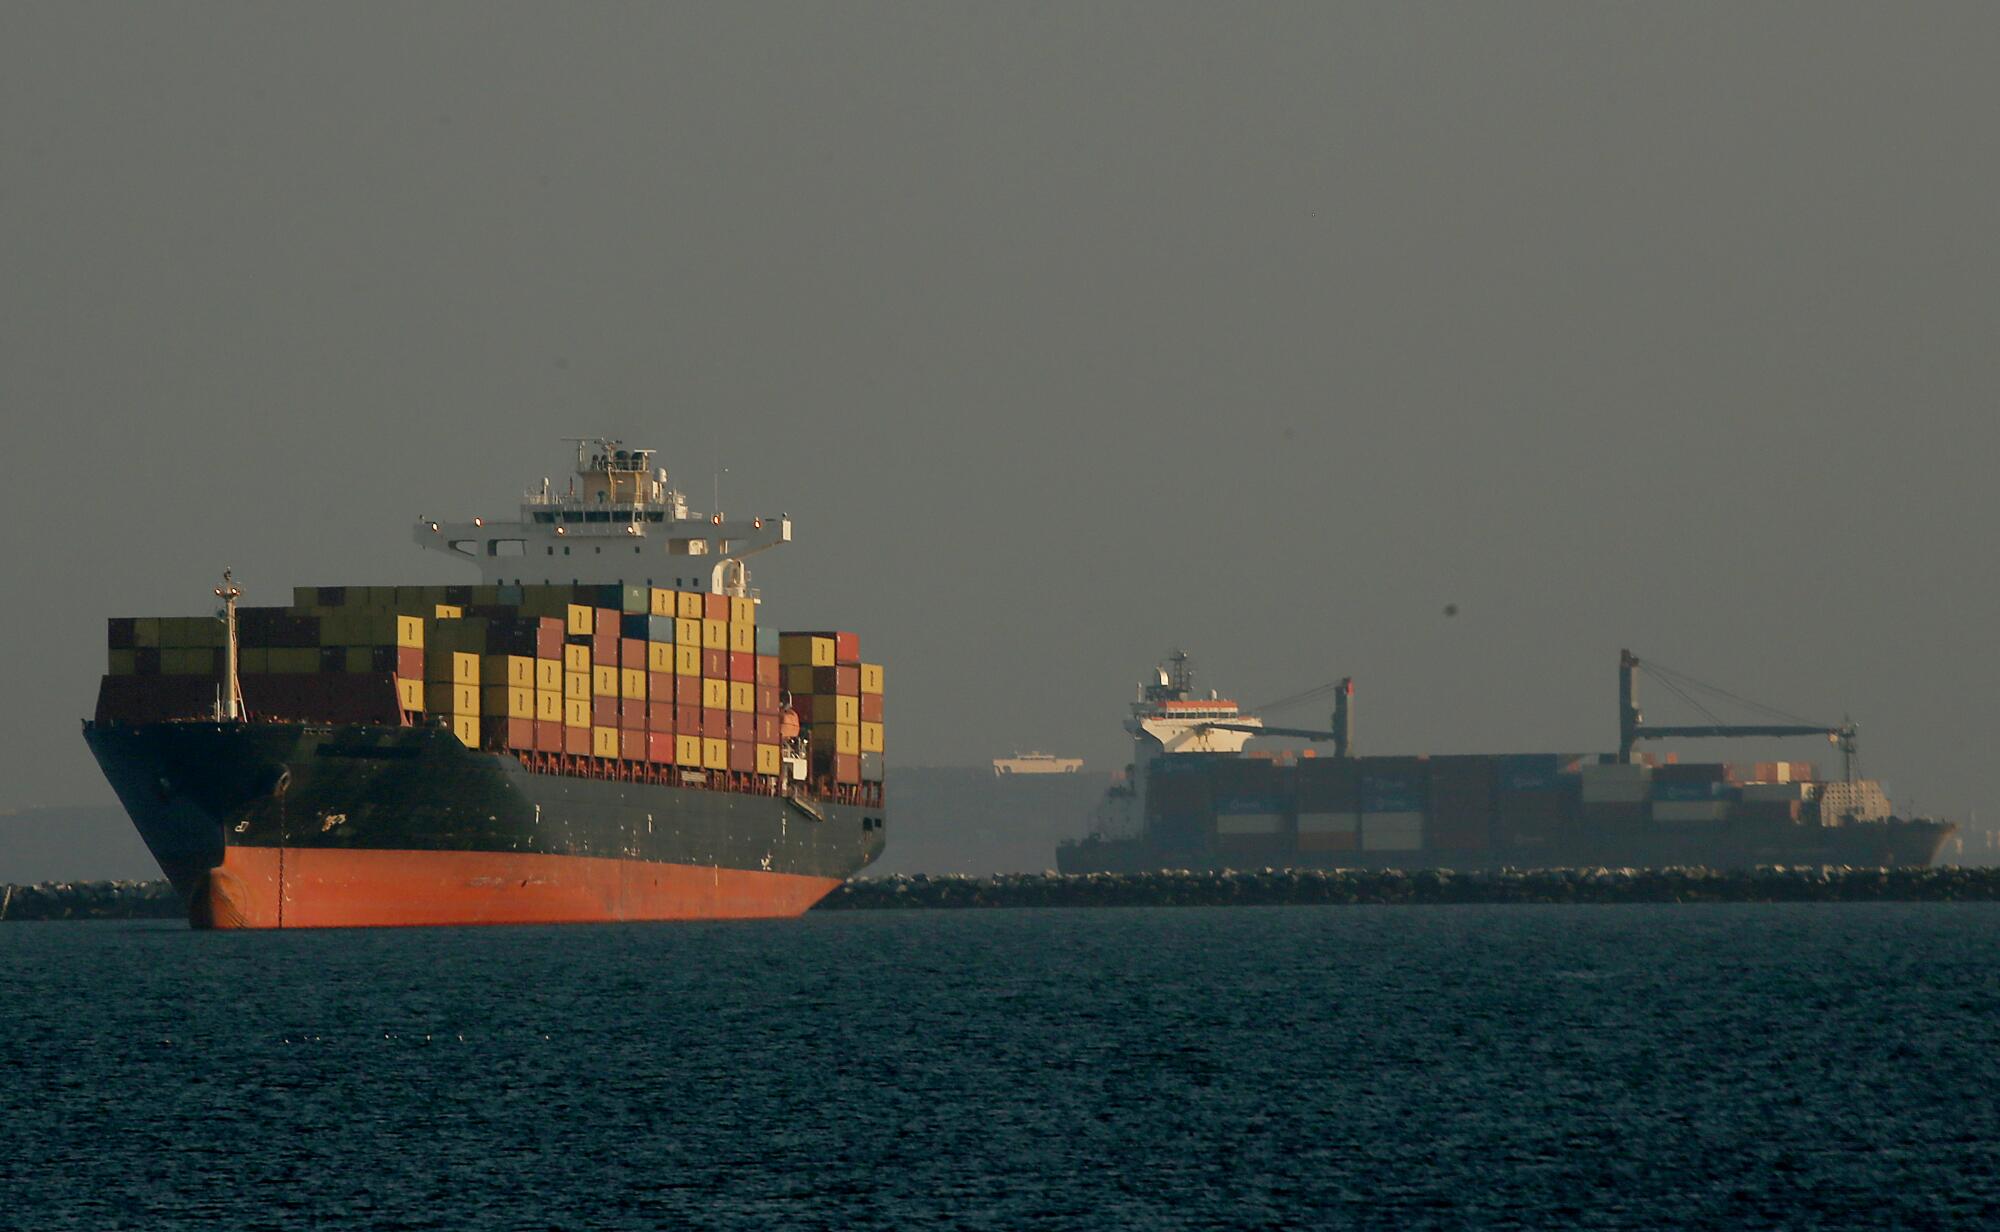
(993, 752, 1084, 776)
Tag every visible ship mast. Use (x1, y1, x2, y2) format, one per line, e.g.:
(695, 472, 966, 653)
(214, 569, 244, 721)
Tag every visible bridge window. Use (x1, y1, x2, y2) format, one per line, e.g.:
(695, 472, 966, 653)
(585, 511, 610, 523)
(532, 512, 555, 524)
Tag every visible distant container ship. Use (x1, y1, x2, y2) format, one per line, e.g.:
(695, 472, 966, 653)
(85, 440, 886, 929)
(1058, 652, 1956, 873)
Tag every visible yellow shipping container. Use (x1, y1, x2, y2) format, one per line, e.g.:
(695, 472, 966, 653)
(675, 617, 701, 646)
(649, 587, 675, 618)
(426, 683, 479, 715)
(592, 666, 618, 697)
(620, 668, 646, 700)
(728, 682, 754, 714)
(860, 664, 884, 694)
(810, 695, 860, 725)
(397, 615, 424, 650)
(567, 604, 594, 637)
(675, 733, 703, 766)
(564, 670, 590, 699)
(134, 618, 161, 648)
(452, 715, 481, 749)
(647, 642, 674, 673)
(728, 623, 754, 654)
(239, 647, 270, 674)
(536, 689, 562, 722)
(674, 644, 702, 677)
(676, 591, 704, 620)
(108, 648, 137, 675)
(701, 678, 729, 709)
(563, 644, 590, 673)
(482, 686, 534, 719)
(836, 723, 861, 756)
(534, 658, 562, 692)
(592, 726, 620, 759)
(483, 655, 534, 688)
(729, 596, 756, 626)
(860, 721, 884, 753)
(434, 604, 463, 620)
(701, 737, 728, 770)
(780, 634, 834, 668)
(398, 678, 424, 711)
(563, 697, 590, 729)
(755, 743, 781, 776)
(701, 618, 727, 650)
(784, 665, 816, 694)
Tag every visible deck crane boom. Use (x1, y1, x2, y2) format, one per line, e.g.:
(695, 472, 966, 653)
(1619, 649, 1858, 779)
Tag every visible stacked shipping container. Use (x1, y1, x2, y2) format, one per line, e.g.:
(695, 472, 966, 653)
(778, 632, 884, 788)
(98, 583, 884, 800)
(1101, 752, 1834, 867)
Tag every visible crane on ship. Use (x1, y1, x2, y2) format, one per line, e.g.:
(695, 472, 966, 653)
(1187, 649, 1859, 780)
(1618, 649, 1860, 780)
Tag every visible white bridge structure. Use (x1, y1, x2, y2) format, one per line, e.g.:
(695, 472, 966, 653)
(415, 438, 790, 595)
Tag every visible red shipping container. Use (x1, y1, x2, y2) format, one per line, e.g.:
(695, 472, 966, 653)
(620, 701, 645, 732)
(563, 726, 591, 756)
(647, 701, 674, 732)
(756, 713, 779, 744)
(834, 632, 860, 666)
(647, 731, 675, 764)
(675, 704, 700, 735)
(675, 676, 701, 708)
(703, 593, 731, 621)
(756, 685, 780, 715)
(727, 711, 754, 741)
(701, 707, 727, 739)
(702, 648, 727, 679)
(835, 753, 861, 783)
(506, 717, 535, 750)
(859, 693, 883, 723)
(534, 720, 563, 752)
(648, 671, 673, 699)
(592, 633, 618, 665)
(397, 646, 423, 680)
(728, 741, 755, 773)
(620, 729, 644, 761)
(728, 651, 755, 680)
(535, 618, 563, 659)
(592, 696, 618, 727)
(755, 655, 779, 687)
(620, 637, 644, 667)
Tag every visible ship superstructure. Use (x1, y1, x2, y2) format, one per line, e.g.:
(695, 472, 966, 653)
(415, 439, 790, 592)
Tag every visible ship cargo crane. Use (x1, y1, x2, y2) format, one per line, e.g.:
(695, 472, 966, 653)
(1198, 678, 1355, 757)
(1620, 649, 1859, 779)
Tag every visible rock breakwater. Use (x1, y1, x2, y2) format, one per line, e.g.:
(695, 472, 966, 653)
(818, 866, 2000, 910)
(0, 880, 182, 921)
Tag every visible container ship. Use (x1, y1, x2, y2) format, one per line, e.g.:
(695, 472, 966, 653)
(1058, 651, 1956, 873)
(84, 440, 886, 929)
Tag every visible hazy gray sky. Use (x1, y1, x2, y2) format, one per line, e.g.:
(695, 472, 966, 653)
(4, 4, 1995, 821)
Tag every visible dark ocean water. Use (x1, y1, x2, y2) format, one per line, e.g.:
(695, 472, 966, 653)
(3, 906, 1996, 1230)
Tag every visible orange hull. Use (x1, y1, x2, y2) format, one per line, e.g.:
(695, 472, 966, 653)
(193, 846, 843, 930)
